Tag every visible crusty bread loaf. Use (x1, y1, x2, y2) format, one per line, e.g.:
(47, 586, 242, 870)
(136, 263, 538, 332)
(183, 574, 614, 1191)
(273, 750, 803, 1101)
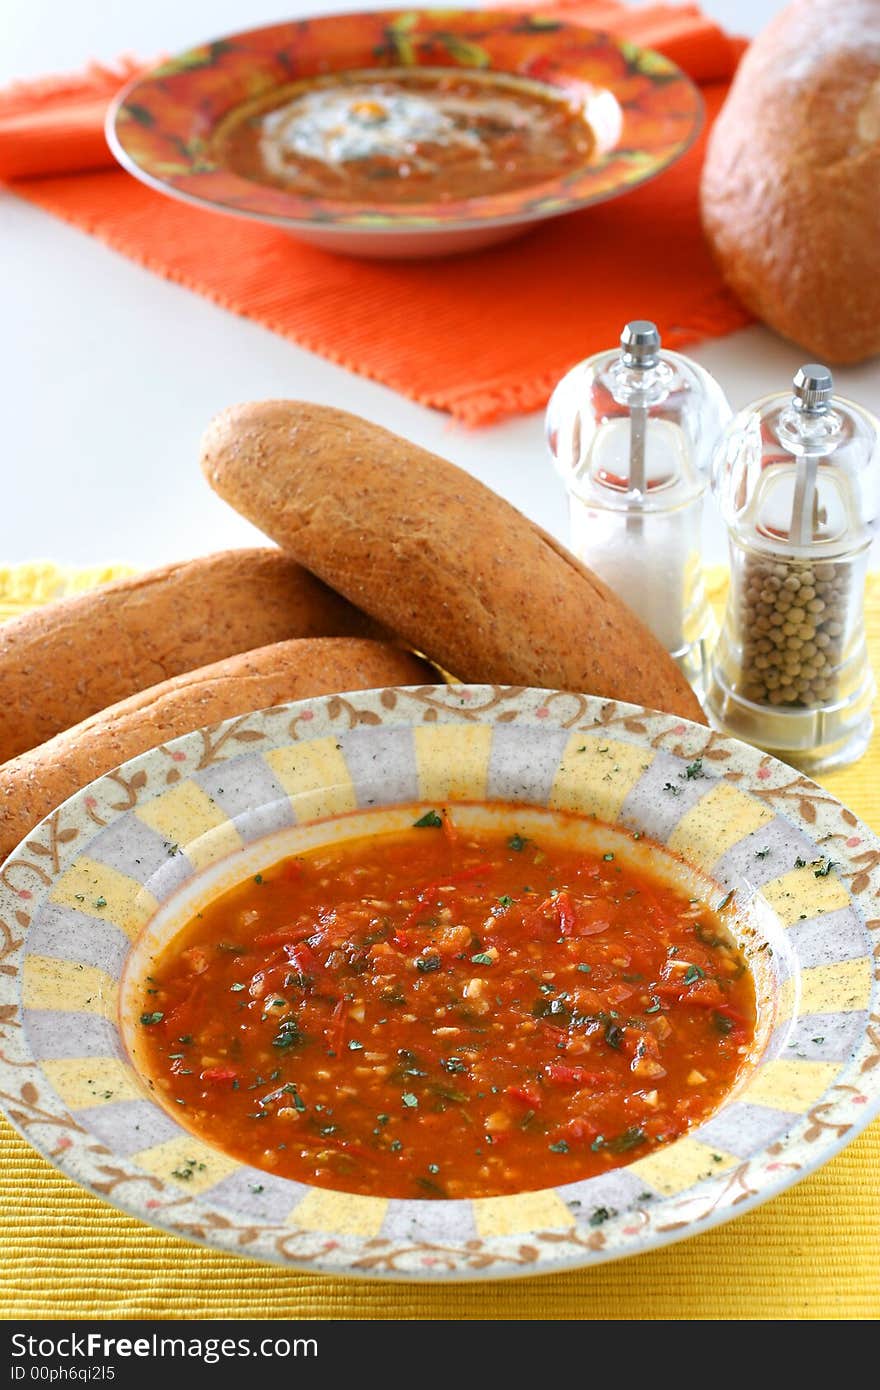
(701, 0, 880, 362)
(200, 401, 706, 723)
(0, 548, 383, 763)
(0, 637, 431, 864)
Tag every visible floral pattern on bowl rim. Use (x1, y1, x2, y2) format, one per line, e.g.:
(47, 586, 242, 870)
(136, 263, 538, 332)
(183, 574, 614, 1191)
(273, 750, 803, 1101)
(0, 684, 878, 1281)
(105, 9, 702, 237)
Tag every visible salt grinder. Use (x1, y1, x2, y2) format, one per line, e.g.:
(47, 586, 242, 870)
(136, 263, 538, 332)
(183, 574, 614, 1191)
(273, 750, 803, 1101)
(547, 321, 730, 696)
(708, 365, 879, 773)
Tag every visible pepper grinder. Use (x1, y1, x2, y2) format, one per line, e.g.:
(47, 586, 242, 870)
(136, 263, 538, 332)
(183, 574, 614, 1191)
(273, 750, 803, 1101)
(707, 365, 879, 774)
(547, 321, 731, 697)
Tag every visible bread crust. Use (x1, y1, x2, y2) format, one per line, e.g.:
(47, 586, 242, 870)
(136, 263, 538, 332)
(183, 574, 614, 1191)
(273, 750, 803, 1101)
(700, 0, 880, 362)
(0, 637, 432, 865)
(0, 548, 382, 763)
(200, 401, 706, 723)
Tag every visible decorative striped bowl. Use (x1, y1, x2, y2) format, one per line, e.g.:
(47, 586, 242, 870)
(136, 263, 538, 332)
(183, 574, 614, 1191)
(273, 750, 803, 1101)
(1, 685, 877, 1280)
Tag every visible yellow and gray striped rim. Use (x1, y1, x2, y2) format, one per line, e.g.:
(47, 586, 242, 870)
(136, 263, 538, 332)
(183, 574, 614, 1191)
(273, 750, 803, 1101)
(1, 685, 878, 1280)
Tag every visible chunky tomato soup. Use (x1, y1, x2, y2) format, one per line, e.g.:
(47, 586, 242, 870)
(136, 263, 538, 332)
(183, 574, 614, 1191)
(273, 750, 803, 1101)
(213, 68, 594, 205)
(134, 810, 756, 1200)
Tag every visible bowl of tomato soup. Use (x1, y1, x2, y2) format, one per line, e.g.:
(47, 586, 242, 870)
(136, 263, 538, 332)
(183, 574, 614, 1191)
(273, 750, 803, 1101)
(106, 10, 702, 257)
(2, 685, 878, 1279)
(123, 806, 761, 1203)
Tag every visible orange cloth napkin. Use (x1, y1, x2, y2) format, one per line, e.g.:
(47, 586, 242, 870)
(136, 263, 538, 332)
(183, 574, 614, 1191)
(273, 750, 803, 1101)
(0, 3, 751, 425)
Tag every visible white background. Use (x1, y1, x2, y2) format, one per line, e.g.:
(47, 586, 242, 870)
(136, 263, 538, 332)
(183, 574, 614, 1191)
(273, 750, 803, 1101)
(3, 0, 878, 567)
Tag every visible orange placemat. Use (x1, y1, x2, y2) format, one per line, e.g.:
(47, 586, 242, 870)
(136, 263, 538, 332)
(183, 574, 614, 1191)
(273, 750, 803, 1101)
(0, 2, 751, 426)
(0, 563, 878, 1320)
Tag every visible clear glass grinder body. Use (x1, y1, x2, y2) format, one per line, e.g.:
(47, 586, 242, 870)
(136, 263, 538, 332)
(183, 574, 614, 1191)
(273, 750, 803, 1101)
(547, 321, 731, 697)
(708, 365, 879, 774)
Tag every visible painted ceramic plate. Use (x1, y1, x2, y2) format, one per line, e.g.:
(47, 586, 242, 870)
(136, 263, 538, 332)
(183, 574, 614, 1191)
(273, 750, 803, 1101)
(106, 9, 702, 258)
(1, 685, 878, 1281)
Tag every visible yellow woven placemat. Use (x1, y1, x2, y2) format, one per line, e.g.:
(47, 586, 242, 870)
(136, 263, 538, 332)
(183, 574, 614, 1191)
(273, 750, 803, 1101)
(1, 562, 878, 1320)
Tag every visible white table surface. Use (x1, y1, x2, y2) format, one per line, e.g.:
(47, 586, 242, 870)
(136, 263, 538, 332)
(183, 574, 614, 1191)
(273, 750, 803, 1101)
(3, 0, 879, 569)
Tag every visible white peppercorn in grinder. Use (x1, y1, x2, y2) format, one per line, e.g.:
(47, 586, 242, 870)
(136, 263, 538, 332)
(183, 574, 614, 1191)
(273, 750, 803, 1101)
(707, 365, 879, 773)
(547, 320, 731, 697)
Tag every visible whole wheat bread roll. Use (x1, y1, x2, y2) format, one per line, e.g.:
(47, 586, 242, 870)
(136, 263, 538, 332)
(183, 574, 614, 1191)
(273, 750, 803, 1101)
(0, 637, 431, 865)
(200, 401, 705, 723)
(0, 548, 383, 764)
(701, 0, 880, 362)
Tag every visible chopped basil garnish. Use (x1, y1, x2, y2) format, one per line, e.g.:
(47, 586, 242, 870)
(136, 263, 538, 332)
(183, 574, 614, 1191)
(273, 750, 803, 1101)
(606, 1126, 646, 1153)
(272, 1020, 304, 1049)
(416, 955, 442, 973)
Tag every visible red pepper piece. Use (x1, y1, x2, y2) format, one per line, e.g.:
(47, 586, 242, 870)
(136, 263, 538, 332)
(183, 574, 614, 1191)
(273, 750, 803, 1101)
(200, 1066, 238, 1084)
(505, 1082, 542, 1108)
(653, 978, 724, 1009)
(561, 1116, 602, 1144)
(544, 1062, 607, 1087)
(536, 891, 578, 935)
(536, 1018, 567, 1041)
(284, 941, 322, 975)
(255, 924, 310, 947)
(713, 1003, 748, 1031)
(400, 862, 494, 931)
(326, 996, 347, 1051)
(681, 979, 725, 1009)
(450, 862, 493, 884)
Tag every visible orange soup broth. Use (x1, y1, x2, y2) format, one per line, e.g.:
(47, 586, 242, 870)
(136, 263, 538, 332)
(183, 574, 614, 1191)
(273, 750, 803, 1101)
(132, 811, 757, 1200)
(213, 68, 594, 205)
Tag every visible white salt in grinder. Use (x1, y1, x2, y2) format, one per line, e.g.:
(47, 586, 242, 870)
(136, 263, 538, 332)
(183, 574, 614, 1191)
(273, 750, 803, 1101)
(707, 365, 879, 774)
(547, 321, 730, 697)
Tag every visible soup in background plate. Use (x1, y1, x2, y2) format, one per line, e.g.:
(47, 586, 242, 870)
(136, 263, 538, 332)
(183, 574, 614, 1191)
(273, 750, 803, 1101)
(212, 67, 595, 205)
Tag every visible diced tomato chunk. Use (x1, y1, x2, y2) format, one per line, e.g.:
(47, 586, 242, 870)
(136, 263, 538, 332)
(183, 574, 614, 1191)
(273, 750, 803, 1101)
(560, 1115, 602, 1144)
(537, 890, 578, 935)
(654, 978, 725, 1009)
(506, 1082, 542, 1108)
(544, 1062, 606, 1087)
(200, 1066, 238, 1084)
(435, 925, 472, 955)
(573, 900, 612, 937)
(682, 979, 725, 1009)
(285, 941, 322, 975)
(256, 924, 306, 947)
